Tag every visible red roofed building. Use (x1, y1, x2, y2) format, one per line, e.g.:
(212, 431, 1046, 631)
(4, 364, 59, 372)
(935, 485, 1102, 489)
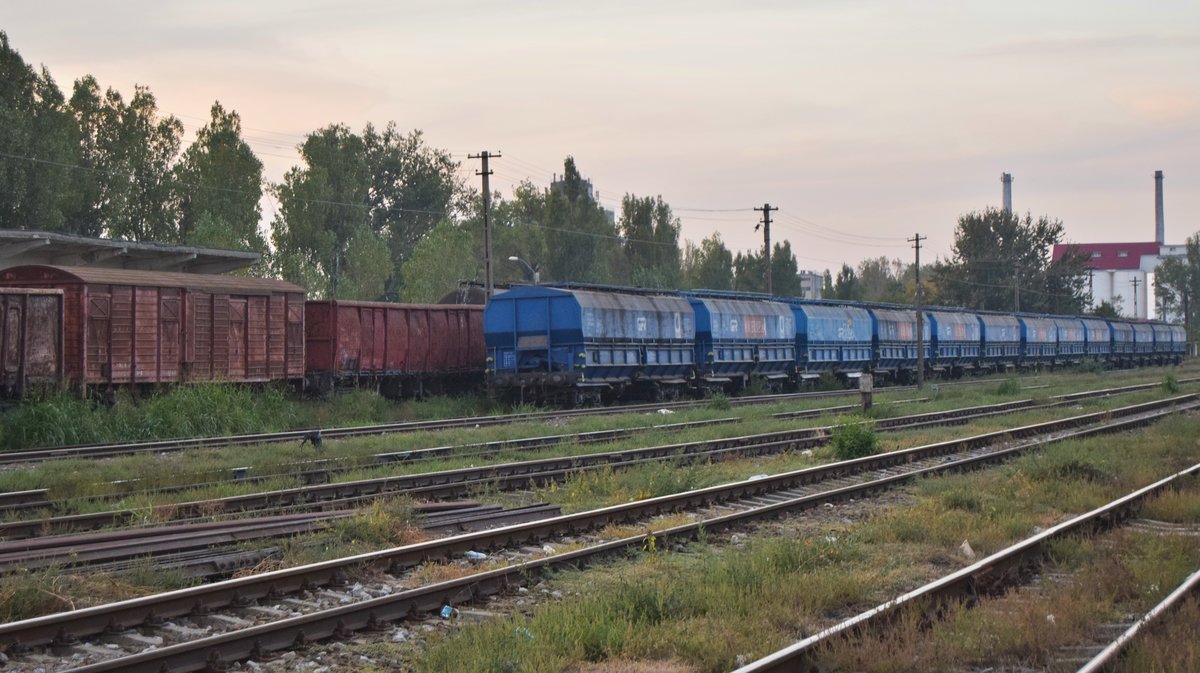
(1048, 171, 1183, 320)
(1051, 241, 1167, 319)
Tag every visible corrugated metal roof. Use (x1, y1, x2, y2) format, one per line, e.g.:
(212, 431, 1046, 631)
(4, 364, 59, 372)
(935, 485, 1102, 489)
(0, 265, 304, 295)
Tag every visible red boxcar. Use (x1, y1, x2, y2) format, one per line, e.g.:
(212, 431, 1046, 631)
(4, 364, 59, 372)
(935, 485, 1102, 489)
(0, 266, 305, 394)
(304, 300, 485, 397)
(0, 288, 64, 398)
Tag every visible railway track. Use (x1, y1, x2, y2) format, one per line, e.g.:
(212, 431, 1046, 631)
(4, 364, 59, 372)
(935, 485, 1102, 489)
(0, 382, 1166, 540)
(0, 394, 1192, 672)
(0, 377, 1019, 466)
(730, 463, 1200, 673)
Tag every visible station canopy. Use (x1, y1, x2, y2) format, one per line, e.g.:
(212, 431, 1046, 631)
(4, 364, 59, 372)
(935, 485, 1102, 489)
(0, 230, 258, 274)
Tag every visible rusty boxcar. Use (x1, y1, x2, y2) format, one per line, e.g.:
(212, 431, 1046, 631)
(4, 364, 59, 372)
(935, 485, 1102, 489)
(304, 300, 485, 397)
(0, 288, 64, 398)
(0, 266, 305, 394)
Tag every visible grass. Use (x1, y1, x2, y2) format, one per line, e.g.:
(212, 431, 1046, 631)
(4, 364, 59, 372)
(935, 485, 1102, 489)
(829, 418, 880, 460)
(406, 384, 1200, 672)
(0, 364, 1196, 624)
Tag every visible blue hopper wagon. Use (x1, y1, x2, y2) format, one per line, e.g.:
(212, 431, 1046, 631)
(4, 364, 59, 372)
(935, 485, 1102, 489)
(1052, 318, 1086, 365)
(484, 285, 694, 404)
(783, 302, 872, 382)
(1018, 316, 1058, 367)
(1109, 321, 1136, 365)
(927, 310, 981, 376)
(1080, 318, 1112, 359)
(978, 314, 1021, 371)
(869, 308, 930, 383)
(686, 294, 794, 393)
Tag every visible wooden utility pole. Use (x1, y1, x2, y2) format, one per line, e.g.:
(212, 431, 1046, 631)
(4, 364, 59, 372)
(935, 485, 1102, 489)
(909, 233, 926, 388)
(754, 203, 777, 295)
(469, 150, 501, 298)
(1131, 277, 1141, 318)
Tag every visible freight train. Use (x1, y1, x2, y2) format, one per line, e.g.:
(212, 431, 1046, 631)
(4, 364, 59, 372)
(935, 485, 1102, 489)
(0, 266, 482, 399)
(483, 284, 1188, 405)
(0, 266, 1186, 404)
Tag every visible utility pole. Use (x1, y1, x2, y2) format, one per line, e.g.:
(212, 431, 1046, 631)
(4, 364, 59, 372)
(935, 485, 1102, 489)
(909, 233, 927, 388)
(469, 150, 501, 298)
(754, 203, 777, 295)
(1131, 277, 1141, 318)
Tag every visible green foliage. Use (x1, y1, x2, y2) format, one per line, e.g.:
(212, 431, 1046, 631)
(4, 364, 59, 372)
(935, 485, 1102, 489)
(705, 393, 731, 411)
(1090, 298, 1123, 319)
(1154, 233, 1200, 330)
(0, 32, 81, 233)
(830, 420, 879, 460)
(931, 208, 1090, 314)
(1163, 374, 1180, 394)
(173, 102, 267, 266)
(0, 385, 296, 450)
(832, 263, 863, 300)
(732, 241, 807, 295)
(620, 194, 681, 289)
(399, 220, 480, 302)
(994, 377, 1022, 395)
(682, 233, 734, 290)
(1073, 358, 1106, 374)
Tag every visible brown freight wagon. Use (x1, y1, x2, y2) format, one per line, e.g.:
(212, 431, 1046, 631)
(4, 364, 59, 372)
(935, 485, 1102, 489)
(0, 288, 64, 398)
(0, 266, 305, 395)
(304, 300, 485, 397)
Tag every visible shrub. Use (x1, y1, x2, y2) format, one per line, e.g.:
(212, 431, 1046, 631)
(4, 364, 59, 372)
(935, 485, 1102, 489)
(706, 393, 731, 411)
(1163, 374, 1181, 394)
(830, 420, 879, 460)
(1073, 358, 1105, 374)
(994, 377, 1022, 396)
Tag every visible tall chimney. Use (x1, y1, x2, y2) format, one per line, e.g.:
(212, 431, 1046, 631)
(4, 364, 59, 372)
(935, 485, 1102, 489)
(1001, 173, 1013, 213)
(1154, 170, 1164, 245)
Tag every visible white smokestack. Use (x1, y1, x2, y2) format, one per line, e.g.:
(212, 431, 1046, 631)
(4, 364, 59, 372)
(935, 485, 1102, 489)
(1154, 170, 1164, 244)
(1001, 173, 1013, 213)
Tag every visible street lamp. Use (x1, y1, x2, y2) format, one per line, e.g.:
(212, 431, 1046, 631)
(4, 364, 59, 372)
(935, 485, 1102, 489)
(507, 256, 541, 284)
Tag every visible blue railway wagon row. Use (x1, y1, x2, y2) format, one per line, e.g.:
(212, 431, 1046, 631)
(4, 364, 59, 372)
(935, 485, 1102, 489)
(870, 308, 930, 381)
(1110, 321, 1136, 362)
(1081, 318, 1112, 358)
(1150, 323, 1174, 361)
(926, 310, 981, 374)
(785, 302, 872, 380)
(978, 314, 1021, 370)
(1170, 325, 1188, 359)
(1019, 316, 1058, 366)
(1053, 317, 1087, 364)
(1131, 322, 1155, 364)
(687, 294, 794, 391)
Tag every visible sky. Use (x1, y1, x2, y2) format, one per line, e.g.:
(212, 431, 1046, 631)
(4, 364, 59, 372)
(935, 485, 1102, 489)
(4, 1, 1199, 273)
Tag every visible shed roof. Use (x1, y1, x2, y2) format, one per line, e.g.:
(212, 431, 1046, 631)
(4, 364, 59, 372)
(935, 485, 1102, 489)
(0, 265, 304, 295)
(0, 230, 259, 274)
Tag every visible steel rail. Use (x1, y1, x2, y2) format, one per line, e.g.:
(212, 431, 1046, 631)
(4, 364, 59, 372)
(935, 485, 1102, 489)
(0, 397, 1062, 539)
(0, 377, 1026, 466)
(0, 388, 1173, 540)
(729, 463, 1200, 673)
(1074, 566, 1200, 673)
(1, 394, 1191, 656)
(38, 404, 1197, 673)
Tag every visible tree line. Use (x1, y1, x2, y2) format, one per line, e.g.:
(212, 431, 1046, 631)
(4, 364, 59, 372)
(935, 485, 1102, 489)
(4, 32, 1193, 324)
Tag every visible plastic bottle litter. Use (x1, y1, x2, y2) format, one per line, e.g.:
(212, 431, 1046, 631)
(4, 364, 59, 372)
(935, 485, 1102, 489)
(439, 605, 456, 619)
(514, 627, 534, 641)
(464, 551, 488, 561)
(656, 408, 675, 415)
(748, 474, 768, 481)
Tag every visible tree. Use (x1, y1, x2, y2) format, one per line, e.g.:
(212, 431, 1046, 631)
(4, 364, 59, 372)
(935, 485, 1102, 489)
(932, 208, 1090, 313)
(1154, 233, 1200, 330)
(857, 256, 910, 303)
(399, 220, 479, 302)
(834, 263, 863, 300)
(540, 157, 625, 284)
(1091, 298, 1123, 319)
(822, 269, 834, 298)
(769, 240, 803, 297)
(363, 124, 467, 297)
(0, 32, 79, 233)
(173, 102, 265, 255)
(733, 250, 765, 293)
(271, 125, 390, 299)
(94, 85, 184, 242)
(682, 233, 733, 290)
(619, 194, 681, 288)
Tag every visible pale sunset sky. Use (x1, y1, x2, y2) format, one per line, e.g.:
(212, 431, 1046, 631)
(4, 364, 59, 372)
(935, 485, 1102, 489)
(5, 1, 1198, 272)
